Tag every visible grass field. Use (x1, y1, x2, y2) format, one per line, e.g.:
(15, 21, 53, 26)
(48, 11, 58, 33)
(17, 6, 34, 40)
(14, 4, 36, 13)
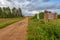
(28, 18, 60, 40)
(0, 17, 24, 29)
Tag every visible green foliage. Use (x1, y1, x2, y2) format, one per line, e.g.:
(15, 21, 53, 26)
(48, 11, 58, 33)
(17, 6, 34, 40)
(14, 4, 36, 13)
(0, 7, 23, 18)
(28, 18, 60, 40)
(58, 14, 60, 19)
(33, 12, 44, 19)
(39, 12, 44, 19)
(0, 18, 23, 29)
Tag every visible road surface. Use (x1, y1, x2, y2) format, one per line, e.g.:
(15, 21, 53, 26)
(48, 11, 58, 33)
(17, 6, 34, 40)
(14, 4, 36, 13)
(0, 17, 28, 40)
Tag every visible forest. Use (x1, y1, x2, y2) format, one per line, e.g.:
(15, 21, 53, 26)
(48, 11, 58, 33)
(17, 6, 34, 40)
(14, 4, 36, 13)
(0, 7, 23, 18)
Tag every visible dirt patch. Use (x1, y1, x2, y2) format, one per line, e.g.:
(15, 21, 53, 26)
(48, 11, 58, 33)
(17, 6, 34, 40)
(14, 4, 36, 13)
(0, 17, 28, 40)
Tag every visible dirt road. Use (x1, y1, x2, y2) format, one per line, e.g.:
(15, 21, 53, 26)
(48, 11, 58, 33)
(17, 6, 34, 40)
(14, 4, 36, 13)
(0, 17, 28, 40)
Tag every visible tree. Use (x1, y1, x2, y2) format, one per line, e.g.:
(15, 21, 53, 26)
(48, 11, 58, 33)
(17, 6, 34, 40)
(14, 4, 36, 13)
(33, 12, 44, 19)
(39, 12, 44, 19)
(17, 8, 23, 17)
(0, 7, 2, 17)
(12, 7, 17, 17)
(58, 14, 60, 19)
(0, 7, 23, 18)
(1, 7, 6, 18)
(5, 7, 11, 18)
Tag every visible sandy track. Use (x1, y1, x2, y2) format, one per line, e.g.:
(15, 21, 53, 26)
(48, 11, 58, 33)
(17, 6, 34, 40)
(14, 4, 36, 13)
(0, 17, 28, 40)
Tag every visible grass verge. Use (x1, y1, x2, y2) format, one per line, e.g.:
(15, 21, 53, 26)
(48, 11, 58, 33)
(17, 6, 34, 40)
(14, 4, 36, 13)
(0, 17, 24, 29)
(28, 18, 60, 40)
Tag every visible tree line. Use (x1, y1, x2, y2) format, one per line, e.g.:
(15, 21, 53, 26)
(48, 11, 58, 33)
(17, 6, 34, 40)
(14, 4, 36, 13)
(33, 12, 60, 19)
(33, 12, 44, 19)
(0, 7, 23, 18)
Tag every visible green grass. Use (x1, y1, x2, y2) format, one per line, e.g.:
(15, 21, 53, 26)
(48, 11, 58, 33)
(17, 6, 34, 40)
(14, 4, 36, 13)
(28, 18, 60, 40)
(0, 17, 24, 29)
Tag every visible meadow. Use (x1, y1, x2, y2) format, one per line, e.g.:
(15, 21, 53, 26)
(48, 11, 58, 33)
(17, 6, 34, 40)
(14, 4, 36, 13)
(0, 17, 23, 29)
(28, 18, 60, 40)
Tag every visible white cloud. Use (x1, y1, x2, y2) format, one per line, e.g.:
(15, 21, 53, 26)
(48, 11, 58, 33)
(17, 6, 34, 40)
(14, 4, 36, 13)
(0, 0, 60, 16)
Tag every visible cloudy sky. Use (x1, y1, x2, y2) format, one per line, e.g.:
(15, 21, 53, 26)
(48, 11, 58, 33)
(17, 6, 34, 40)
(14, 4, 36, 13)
(0, 0, 60, 16)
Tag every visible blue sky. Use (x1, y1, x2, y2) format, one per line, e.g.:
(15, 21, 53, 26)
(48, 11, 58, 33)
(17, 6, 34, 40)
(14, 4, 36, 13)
(50, 0, 60, 2)
(0, 0, 60, 16)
